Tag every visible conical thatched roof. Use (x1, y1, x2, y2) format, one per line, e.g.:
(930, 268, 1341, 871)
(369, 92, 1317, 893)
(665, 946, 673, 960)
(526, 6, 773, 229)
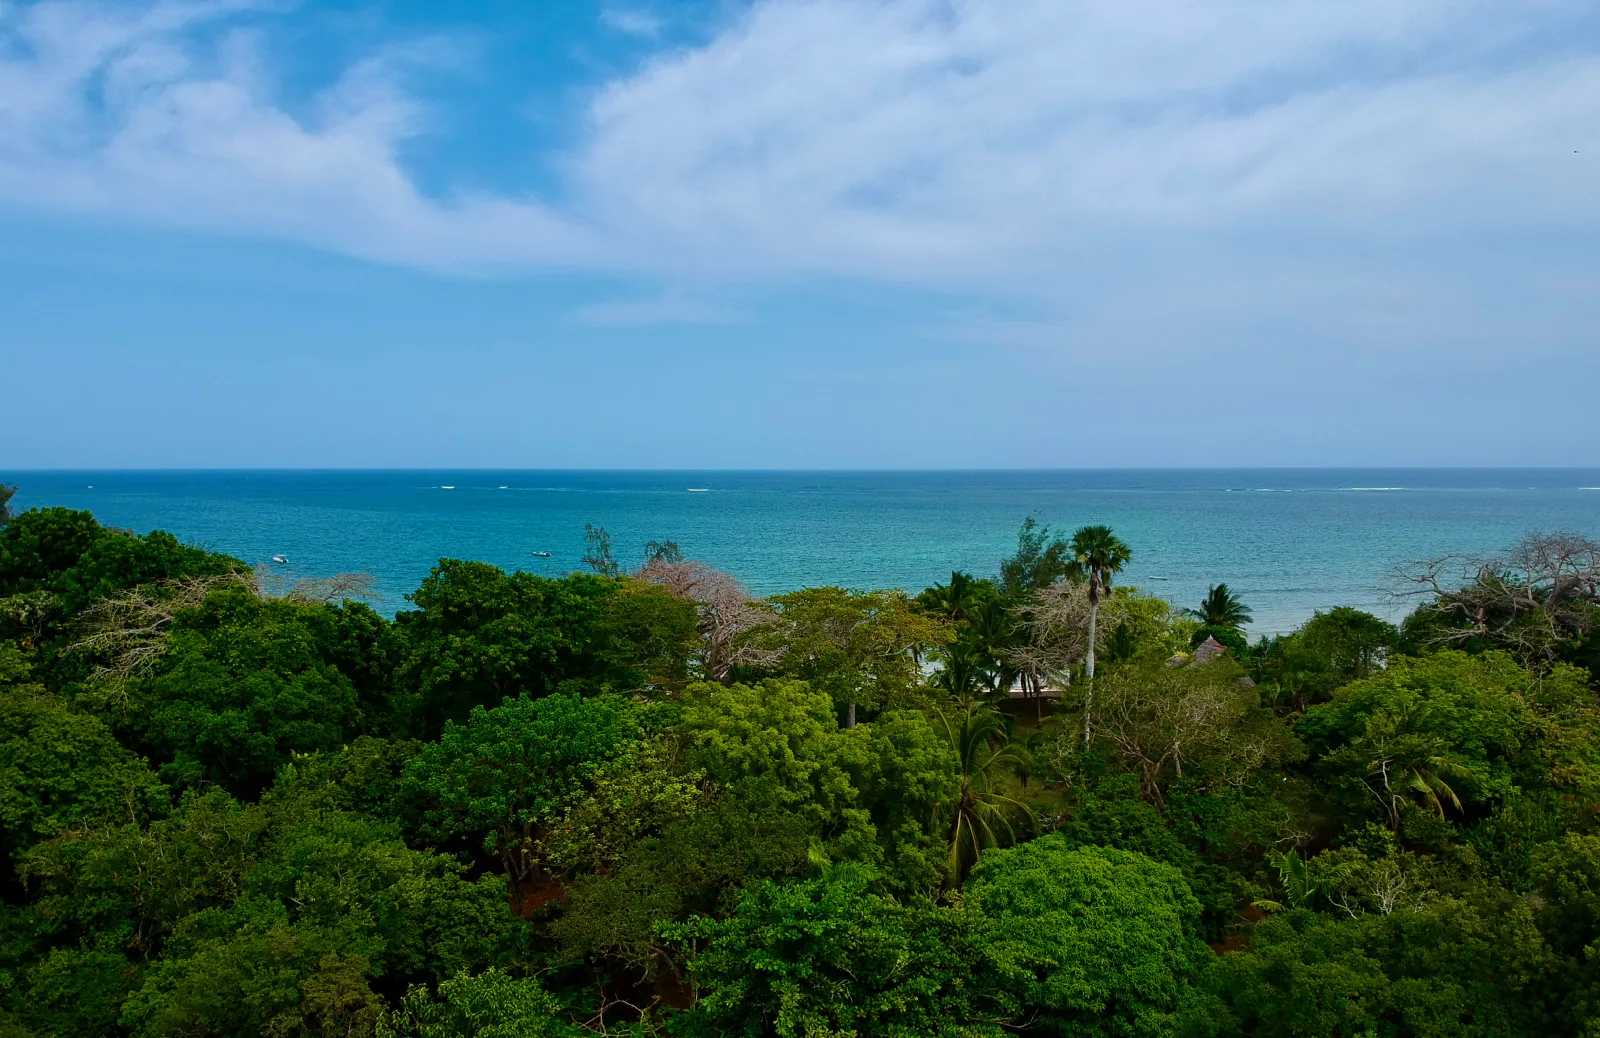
(1192, 636, 1229, 665)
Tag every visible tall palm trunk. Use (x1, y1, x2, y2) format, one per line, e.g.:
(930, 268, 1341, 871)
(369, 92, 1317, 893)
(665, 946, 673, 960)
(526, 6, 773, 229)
(1083, 595, 1097, 749)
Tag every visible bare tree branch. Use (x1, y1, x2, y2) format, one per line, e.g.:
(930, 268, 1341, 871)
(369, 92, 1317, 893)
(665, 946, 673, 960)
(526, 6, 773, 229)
(69, 566, 377, 707)
(1006, 580, 1125, 689)
(635, 558, 777, 682)
(253, 565, 378, 604)
(70, 573, 253, 705)
(1392, 531, 1600, 668)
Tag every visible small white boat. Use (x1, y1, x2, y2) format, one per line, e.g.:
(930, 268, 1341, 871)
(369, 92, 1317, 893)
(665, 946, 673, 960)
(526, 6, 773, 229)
(271, 554, 289, 565)
(531, 551, 552, 558)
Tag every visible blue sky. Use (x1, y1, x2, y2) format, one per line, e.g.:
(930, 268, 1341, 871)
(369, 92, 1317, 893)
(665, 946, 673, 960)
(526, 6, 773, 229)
(2, 0, 1598, 468)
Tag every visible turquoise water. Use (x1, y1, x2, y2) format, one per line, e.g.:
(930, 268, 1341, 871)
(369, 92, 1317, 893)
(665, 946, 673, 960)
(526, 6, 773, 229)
(5, 470, 1599, 634)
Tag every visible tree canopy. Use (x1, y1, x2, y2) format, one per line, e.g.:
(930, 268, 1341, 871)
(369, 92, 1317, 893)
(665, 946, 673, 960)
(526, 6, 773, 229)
(2, 499, 1599, 1037)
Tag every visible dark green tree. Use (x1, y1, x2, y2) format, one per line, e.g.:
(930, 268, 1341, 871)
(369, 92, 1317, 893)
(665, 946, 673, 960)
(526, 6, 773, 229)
(394, 562, 637, 733)
(405, 693, 633, 908)
(1300, 606, 1398, 679)
(581, 524, 618, 577)
(1295, 650, 1590, 836)
(122, 584, 383, 796)
(0, 689, 168, 866)
(1253, 607, 1399, 713)
(665, 865, 1005, 1038)
(967, 838, 1206, 1037)
(997, 518, 1073, 597)
(643, 539, 684, 565)
(916, 571, 998, 623)
(1189, 893, 1554, 1037)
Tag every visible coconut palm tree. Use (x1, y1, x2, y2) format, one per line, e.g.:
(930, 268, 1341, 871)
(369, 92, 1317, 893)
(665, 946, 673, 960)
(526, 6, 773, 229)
(1187, 583, 1253, 630)
(919, 570, 990, 623)
(932, 640, 990, 703)
(1068, 525, 1131, 748)
(1365, 751, 1471, 833)
(938, 704, 1035, 884)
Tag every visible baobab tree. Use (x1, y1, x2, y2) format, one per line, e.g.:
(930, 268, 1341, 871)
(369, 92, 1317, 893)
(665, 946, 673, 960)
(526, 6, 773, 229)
(1396, 530, 1600, 670)
(635, 557, 774, 683)
(1008, 579, 1129, 720)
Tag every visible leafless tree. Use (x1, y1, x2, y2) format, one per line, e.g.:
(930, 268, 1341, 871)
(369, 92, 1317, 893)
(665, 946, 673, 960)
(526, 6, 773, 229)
(1394, 531, 1600, 668)
(1006, 581, 1125, 717)
(71, 567, 376, 707)
(253, 565, 377, 604)
(70, 573, 252, 706)
(635, 558, 776, 682)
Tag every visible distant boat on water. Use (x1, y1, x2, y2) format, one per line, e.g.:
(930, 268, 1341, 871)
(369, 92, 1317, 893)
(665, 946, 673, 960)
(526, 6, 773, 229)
(531, 551, 552, 558)
(271, 554, 289, 565)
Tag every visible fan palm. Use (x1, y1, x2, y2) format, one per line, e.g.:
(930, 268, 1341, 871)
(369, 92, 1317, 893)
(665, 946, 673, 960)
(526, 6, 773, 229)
(1187, 583, 1253, 630)
(1068, 525, 1131, 748)
(938, 704, 1036, 885)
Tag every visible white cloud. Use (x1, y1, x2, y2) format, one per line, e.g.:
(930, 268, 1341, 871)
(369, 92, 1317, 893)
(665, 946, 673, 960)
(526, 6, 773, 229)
(0, 0, 593, 270)
(1, 0, 1598, 304)
(573, 0, 1600, 283)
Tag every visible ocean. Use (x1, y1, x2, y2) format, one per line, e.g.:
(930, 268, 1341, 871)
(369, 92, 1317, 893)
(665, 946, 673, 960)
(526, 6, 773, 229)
(5, 470, 1599, 635)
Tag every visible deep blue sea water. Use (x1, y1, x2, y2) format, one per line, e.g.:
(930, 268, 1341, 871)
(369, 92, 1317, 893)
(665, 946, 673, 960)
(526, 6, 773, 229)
(5, 470, 1600, 634)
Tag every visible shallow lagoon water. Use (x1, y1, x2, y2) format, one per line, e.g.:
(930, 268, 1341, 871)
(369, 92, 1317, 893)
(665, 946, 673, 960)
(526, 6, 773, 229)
(7, 469, 1600, 634)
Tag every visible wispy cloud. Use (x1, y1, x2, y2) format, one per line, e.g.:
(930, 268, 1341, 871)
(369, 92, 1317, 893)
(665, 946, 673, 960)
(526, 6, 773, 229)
(599, 5, 662, 38)
(1, 0, 1598, 305)
(571, 290, 739, 327)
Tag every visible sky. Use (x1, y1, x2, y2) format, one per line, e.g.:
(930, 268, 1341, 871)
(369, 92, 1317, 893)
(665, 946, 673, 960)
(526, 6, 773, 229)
(2, 0, 1598, 469)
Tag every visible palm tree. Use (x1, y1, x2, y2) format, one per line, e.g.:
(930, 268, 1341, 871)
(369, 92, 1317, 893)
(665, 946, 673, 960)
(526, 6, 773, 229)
(938, 704, 1035, 885)
(932, 640, 990, 703)
(966, 602, 1019, 699)
(1068, 525, 1131, 748)
(1187, 583, 1253, 630)
(921, 571, 987, 623)
(1365, 751, 1471, 832)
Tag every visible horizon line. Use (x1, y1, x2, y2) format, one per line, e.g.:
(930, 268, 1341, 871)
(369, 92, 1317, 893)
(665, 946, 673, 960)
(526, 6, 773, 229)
(6, 465, 1600, 474)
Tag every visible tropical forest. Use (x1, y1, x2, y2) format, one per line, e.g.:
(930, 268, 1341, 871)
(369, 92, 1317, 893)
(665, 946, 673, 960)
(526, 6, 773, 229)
(4, 486, 1600, 1038)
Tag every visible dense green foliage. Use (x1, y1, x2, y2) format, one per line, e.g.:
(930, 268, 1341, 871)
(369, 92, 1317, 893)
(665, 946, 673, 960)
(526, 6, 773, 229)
(2, 505, 1598, 1037)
